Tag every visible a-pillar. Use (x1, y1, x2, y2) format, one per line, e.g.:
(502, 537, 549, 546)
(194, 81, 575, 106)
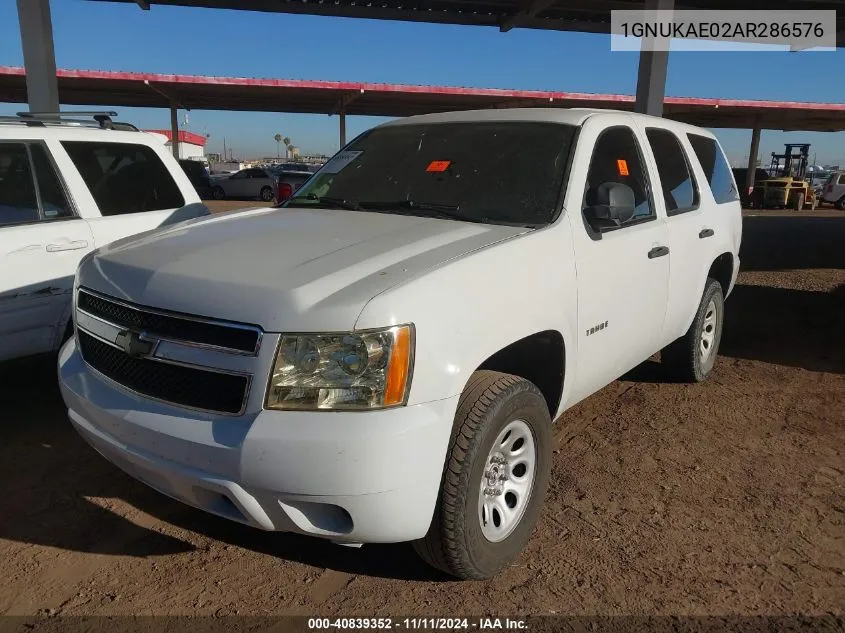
(745, 117, 762, 194)
(17, 0, 59, 114)
(634, 0, 674, 117)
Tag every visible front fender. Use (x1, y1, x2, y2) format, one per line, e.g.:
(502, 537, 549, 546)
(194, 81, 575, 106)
(354, 226, 578, 411)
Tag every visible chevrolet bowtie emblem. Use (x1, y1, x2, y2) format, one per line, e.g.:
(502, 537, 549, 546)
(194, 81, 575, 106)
(114, 330, 155, 358)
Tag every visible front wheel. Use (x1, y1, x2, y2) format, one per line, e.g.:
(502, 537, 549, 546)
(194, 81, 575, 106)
(211, 186, 225, 200)
(662, 278, 725, 383)
(836, 196, 845, 211)
(413, 370, 552, 580)
(792, 193, 805, 211)
(259, 186, 274, 202)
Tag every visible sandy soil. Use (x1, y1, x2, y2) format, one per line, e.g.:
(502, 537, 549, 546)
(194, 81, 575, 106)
(0, 210, 842, 619)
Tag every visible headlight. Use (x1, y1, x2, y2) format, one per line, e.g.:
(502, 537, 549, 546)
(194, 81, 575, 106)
(265, 324, 414, 411)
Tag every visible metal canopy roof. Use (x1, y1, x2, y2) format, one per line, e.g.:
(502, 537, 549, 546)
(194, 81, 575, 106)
(2, 66, 845, 131)
(89, 0, 845, 44)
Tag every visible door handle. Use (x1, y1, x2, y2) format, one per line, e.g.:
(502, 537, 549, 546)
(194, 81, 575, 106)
(699, 228, 715, 239)
(648, 246, 669, 259)
(46, 240, 89, 252)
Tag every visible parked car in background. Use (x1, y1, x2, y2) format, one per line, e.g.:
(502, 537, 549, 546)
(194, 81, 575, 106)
(821, 171, 845, 209)
(0, 111, 207, 363)
(277, 162, 319, 173)
(59, 108, 741, 580)
(731, 167, 769, 206)
(178, 159, 213, 199)
(275, 168, 312, 202)
(211, 167, 277, 201)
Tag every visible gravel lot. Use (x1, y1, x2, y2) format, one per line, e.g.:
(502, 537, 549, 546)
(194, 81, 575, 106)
(0, 208, 842, 618)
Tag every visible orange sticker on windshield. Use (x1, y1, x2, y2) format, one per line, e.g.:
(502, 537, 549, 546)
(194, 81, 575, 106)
(426, 160, 451, 172)
(617, 159, 629, 176)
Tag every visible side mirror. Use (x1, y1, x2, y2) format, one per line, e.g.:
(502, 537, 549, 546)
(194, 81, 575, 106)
(584, 182, 637, 230)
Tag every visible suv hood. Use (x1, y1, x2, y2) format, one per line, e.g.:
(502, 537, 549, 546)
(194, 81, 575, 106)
(78, 206, 529, 331)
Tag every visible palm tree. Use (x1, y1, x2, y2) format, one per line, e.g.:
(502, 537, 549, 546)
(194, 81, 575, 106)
(283, 137, 291, 160)
(273, 133, 282, 158)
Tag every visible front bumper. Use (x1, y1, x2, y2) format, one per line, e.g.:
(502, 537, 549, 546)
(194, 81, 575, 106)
(58, 338, 458, 543)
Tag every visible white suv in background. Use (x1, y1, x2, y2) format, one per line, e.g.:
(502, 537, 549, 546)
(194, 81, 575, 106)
(0, 111, 208, 363)
(821, 171, 845, 209)
(59, 108, 742, 580)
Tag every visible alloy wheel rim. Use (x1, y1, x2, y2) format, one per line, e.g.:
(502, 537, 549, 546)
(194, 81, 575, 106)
(478, 419, 537, 543)
(700, 299, 718, 363)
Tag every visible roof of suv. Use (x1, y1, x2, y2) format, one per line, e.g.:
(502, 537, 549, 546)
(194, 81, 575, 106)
(0, 112, 161, 144)
(0, 122, 161, 144)
(379, 107, 717, 139)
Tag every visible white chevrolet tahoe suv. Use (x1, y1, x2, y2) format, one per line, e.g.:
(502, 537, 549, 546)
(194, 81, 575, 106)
(0, 111, 207, 363)
(58, 108, 742, 580)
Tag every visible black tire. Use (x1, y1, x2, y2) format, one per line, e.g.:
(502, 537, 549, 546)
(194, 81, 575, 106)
(259, 186, 274, 202)
(413, 370, 552, 580)
(792, 193, 804, 211)
(211, 186, 225, 200)
(662, 278, 725, 383)
(836, 196, 845, 211)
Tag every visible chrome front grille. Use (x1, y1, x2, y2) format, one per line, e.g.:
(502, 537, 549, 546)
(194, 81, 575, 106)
(75, 288, 262, 415)
(77, 288, 261, 354)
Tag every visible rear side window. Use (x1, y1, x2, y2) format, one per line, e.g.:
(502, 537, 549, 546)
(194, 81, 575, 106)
(0, 143, 38, 226)
(62, 141, 185, 215)
(645, 128, 698, 215)
(583, 126, 654, 221)
(839, 174, 845, 185)
(687, 134, 739, 204)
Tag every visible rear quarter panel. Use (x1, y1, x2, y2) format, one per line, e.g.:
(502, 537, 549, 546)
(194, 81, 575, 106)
(46, 135, 201, 247)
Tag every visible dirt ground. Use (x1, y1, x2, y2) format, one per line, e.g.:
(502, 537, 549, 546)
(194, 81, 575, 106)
(0, 208, 843, 618)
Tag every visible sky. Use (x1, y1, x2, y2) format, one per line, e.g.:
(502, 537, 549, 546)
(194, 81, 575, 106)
(1, 0, 844, 164)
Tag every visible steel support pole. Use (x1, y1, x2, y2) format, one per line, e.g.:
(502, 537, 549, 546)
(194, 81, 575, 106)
(745, 118, 762, 195)
(16, 0, 59, 114)
(339, 109, 347, 149)
(634, 0, 674, 117)
(170, 102, 180, 159)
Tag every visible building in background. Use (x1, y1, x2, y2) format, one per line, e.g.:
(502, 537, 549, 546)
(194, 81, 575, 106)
(143, 129, 208, 160)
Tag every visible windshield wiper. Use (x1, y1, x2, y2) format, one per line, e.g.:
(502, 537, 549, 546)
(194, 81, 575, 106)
(358, 200, 484, 223)
(286, 194, 361, 210)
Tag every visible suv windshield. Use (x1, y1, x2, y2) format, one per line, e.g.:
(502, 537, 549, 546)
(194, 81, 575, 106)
(283, 121, 576, 227)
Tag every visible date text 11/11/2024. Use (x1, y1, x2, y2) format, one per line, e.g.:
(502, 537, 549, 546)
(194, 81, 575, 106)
(307, 618, 528, 630)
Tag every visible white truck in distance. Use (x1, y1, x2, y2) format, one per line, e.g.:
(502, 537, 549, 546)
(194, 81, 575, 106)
(58, 108, 742, 580)
(0, 111, 208, 363)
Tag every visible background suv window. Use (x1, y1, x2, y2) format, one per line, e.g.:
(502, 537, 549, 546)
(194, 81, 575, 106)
(687, 134, 739, 204)
(62, 141, 185, 215)
(0, 143, 39, 226)
(645, 128, 699, 215)
(583, 126, 654, 221)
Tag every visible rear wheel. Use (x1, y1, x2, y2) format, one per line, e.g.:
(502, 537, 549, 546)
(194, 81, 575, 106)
(792, 193, 805, 211)
(211, 186, 225, 200)
(662, 278, 725, 383)
(413, 370, 552, 580)
(836, 195, 845, 211)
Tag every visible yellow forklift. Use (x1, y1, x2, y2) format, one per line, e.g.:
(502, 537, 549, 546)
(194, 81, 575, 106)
(749, 144, 817, 211)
